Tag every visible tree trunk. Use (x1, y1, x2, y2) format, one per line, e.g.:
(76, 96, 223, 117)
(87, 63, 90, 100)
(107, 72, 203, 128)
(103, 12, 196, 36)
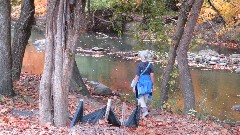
(69, 0, 89, 96)
(160, 0, 194, 108)
(12, 0, 35, 80)
(39, 0, 85, 127)
(71, 61, 90, 97)
(39, 0, 56, 124)
(176, 0, 204, 114)
(0, 0, 14, 97)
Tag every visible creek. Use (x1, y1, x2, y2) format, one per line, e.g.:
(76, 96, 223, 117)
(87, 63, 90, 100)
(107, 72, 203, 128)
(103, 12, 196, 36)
(22, 31, 240, 122)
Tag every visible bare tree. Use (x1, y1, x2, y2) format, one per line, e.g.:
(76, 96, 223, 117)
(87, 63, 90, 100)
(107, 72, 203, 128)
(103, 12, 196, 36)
(0, 0, 14, 96)
(160, 0, 204, 114)
(71, 61, 90, 97)
(12, 0, 35, 80)
(39, 0, 86, 126)
(160, 0, 194, 108)
(176, 0, 204, 114)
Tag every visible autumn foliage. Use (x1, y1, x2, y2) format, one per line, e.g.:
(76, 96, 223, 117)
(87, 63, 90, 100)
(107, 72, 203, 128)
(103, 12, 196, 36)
(199, 0, 240, 26)
(11, 0, 47, 18)
(12, 0, 240, 27)
(34, 0, 47, 17)
(197, 0, 240, 41)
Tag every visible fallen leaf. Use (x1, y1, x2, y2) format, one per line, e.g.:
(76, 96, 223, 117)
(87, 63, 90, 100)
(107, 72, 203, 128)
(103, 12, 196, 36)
(3, 117, 9, 123)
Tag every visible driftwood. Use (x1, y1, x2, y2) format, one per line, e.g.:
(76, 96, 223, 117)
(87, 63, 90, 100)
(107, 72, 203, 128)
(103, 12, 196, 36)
(232, 105, 240, 111)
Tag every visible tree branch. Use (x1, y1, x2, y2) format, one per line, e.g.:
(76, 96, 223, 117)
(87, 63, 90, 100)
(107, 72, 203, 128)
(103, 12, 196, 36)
(207, 0, 226, 27)
(93, 13, 113, 24)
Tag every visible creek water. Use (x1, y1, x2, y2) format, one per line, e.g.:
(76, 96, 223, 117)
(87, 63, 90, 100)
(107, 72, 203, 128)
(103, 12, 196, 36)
(22, 32, 240, 122)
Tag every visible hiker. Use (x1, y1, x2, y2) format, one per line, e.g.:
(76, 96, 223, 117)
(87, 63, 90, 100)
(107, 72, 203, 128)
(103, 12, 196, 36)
(131, 50, 154, 118)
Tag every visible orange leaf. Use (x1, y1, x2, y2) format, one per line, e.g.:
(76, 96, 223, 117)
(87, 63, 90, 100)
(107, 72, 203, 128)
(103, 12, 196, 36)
(3, 117, 9, 123)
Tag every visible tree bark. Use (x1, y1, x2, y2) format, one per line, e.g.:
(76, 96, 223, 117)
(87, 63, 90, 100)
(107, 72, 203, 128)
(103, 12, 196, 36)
(160, 0, 194, 108)
(12, 0, 35, 80)
(0, 0, 14, 96)
(176, 0, 204, 114)
(39, 0, 56, 124)
(71, 61, 90, 97)
(39, 0, 85, 127)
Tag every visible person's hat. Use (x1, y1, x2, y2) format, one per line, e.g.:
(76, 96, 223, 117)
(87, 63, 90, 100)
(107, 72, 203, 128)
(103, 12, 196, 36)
(139, 50, 153, 61)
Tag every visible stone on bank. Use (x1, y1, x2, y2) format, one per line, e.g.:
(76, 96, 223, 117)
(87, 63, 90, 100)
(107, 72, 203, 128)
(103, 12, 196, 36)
(92, 84, 112, 96)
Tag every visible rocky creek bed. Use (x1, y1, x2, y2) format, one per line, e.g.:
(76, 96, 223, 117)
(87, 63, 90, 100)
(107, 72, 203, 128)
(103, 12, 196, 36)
(32, 38, 240, 73)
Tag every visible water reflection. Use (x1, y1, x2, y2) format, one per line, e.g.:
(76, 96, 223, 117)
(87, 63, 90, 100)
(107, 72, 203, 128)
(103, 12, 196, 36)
(75, 55, 240, 121)
(76, 56, 162, 91)
(22, 31, 240, 122)
(78, 32, 161, 52)
(191, 70, 240, 121)
(78, 33, 135, 52)
(21, 45, 45, 74)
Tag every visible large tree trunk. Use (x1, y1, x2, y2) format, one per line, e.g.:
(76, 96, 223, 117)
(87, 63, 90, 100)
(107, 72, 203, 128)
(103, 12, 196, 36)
(39, 0, 56, 124)
(176, 0, 204, 114)
(0, 0, 14, 96)
(160, 0, 194, 108)
(12, 0, 35, 81)
(39, 0, 85, 126)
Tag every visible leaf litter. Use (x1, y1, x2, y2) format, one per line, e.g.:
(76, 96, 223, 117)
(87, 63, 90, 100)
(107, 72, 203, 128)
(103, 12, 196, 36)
(0, 74, 239, 135)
